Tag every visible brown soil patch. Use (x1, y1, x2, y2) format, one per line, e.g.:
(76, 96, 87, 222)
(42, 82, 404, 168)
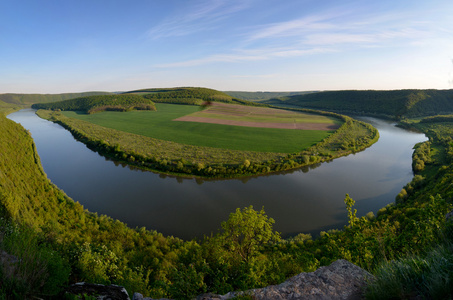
(174, 103, 339, 131)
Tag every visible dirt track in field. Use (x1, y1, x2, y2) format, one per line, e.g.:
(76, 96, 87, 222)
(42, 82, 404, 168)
(174, 103, 340, 131)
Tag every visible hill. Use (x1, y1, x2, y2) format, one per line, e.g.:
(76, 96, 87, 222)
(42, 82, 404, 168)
(275, 89, 453, 119)
(2, 88, 453, 298)
(31, 94, 156, 114)
(0, 91, 112, 106)
(125, 87, 265, 106)
(223, 91, 317, 101)
(2, 107, 452, 299)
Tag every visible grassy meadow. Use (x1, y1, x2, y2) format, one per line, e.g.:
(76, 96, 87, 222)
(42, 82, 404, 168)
(62, 103, 336, 153)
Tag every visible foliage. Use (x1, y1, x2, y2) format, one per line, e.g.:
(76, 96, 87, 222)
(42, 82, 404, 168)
(31, 94, 156, 114)
(0, 113, 181, 297)
(0, 218, 70, 298)
(2, 103, 453, 298)
(412, 141, 431, 173)
(223, 91, 317, 101)
(0, 91, 112, 106)
(284, 89, 453, 119)
(62, 103, 336, 153)
(366, 243, 453, 299)
(217, 206, 281, 263)
(36, 103, 377, 178)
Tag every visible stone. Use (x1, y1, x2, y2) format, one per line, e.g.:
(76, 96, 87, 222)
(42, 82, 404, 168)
(65, 282, 130, 300)
(0, 250, 20, 279)
(132, 292, 167, 300)
(446, 209, 453, 222)
(198, 259, 374, 300)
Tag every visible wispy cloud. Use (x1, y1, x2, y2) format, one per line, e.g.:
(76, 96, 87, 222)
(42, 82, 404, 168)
(247, 9, 430, 47)
(230, 73, 279, 79)
(246, 13, 341, 41)
(155, 47, 333, 68)
(153, 3, 439, 69)
(147, 0, 250, 39)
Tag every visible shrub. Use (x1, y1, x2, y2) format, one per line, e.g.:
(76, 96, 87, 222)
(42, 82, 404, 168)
(0, 222, 70, 298)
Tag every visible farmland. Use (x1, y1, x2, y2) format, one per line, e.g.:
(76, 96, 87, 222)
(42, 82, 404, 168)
(62, 103, 339, 153)
(36, 101, 377, 178)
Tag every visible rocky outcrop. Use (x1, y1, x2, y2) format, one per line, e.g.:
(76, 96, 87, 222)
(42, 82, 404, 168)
(198, 259, 374, 300)
(65, 282, 130, 300)
(75, 260, 372, 300)
(132, 292, 172, 300)
(0, 250, 20, 280)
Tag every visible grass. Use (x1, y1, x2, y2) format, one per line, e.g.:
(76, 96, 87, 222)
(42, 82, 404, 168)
(62, 103, 335, 153)
(366, 243, 453, 299)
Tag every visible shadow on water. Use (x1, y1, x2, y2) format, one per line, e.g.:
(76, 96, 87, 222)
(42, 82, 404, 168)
(7, 109, 427, 240)
(100, 148, 324, 184)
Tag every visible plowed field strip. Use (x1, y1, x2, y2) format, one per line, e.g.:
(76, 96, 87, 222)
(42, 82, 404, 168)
(175, 116, 339, 130)
(174, 102, 339, 130)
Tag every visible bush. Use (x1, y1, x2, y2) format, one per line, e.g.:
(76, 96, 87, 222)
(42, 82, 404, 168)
(366, 243, 453, 299)
(0, 221, 70, 298)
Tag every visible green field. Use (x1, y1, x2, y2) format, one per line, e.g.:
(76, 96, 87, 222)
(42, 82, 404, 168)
(62, 103, 335, 153)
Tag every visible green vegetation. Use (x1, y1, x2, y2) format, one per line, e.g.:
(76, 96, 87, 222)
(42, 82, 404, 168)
(223, 91, 317, 101)
(2, 91, 453, 298)
(125, 87, 268, 107)
(0, 112, 185, 298)
(30, 87, 377, 178)
(2, 106, 452, 298)
(0, 92, 111, 106)
(366, 243, 453, 299)
(0, 100, 20, 116)
(36, 104, 377, 178)
(31, 94, 156, 114)
(275, 89, 453, 119)
(61, 104, 336, 153)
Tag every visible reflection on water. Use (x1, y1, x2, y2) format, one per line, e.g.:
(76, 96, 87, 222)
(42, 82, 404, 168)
(107, 155, 322, 185)
(8, 110, 427, 240)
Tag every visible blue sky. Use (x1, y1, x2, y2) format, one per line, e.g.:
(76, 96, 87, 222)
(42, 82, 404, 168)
(1, 0, 452, 93)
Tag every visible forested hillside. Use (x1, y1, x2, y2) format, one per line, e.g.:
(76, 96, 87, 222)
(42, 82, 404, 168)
(0, 91, 112, 106)
(278, 89, 453, 119)
(127, 87, 265, 107)
(223, 91, 317, 101)
(1, 106, 453, 298)
(31, 94, 156, 114)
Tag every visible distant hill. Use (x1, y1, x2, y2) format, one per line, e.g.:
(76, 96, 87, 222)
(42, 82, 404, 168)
(0, 91, 112, 106)
(223, 91, 318, 101)
(125, 87, 265, 106)
(0, 99, 19, 115)
(279, 89, 453, 119)
(31, 94, 156, 114)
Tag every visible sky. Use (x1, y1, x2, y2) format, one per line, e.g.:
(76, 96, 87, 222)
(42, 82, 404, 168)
(1, 0, 453, 93)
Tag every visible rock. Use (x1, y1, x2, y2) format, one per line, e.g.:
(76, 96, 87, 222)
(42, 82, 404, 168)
(85, 260, 372, 300)
(132, 292, 169, 300)
(446, 209, 453, 222)
(0, 250, 19, 265)
(0, 250, 20, 279)
(65, 282, 130, 300)
(198, 259, 374, 300)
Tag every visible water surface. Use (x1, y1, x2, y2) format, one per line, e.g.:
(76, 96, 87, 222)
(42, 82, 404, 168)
(8, 110, 427, 240)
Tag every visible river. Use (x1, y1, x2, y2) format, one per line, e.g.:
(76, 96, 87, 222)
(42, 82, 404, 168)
(8, 109, 427, 240)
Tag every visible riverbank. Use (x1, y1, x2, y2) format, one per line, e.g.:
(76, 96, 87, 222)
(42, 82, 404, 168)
(2, 109, 452, 299)
(35, 107, 379, 178)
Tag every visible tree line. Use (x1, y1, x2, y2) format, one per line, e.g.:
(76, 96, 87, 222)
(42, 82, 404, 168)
(280, 89, 453, 119)
(31, 94, 156, 114)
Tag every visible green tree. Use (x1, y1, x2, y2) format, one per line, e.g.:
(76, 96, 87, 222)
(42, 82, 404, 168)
(344, 194, 358, 228)
(218, 206, 281, 263)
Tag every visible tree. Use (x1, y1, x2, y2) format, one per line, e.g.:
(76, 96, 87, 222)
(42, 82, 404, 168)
(344, 194, 358, 228)
(218, 206, 281, 263)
